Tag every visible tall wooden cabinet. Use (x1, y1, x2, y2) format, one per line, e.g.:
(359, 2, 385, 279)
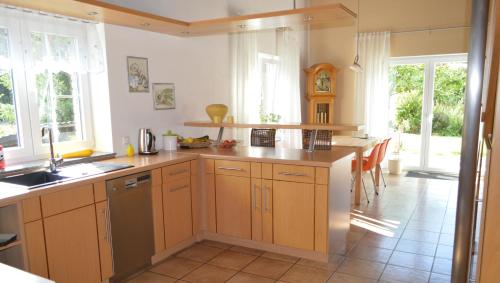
(305, 63, 337, 124)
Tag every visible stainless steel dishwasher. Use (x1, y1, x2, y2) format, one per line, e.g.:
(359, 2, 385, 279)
(106, 171, 154, 282)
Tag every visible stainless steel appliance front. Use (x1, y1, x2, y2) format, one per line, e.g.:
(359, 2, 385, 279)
(106, 171, 154, 282)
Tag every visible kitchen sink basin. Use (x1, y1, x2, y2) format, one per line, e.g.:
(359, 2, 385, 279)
(0, 162, 134, 189)
(0, 171, 69, 188)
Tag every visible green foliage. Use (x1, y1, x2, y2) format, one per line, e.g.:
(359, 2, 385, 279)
(53, 71, 73, 96)
(390, 63, 466, 137)
(0, 72, 13, 104)
(0, 103, 15, 124)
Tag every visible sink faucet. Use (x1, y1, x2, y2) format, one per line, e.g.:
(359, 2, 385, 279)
(41, 127, 63, 172)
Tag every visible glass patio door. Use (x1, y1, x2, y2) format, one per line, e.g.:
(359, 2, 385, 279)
(389, 54, 467, 173)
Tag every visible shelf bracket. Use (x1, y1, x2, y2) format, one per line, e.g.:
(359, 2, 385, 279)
(216, 127, 225, 143)
(306, 129, 318, 152)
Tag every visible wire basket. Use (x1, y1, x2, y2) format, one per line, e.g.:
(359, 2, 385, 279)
(251, 128, 276, 147)
(302, 130, 332, 150)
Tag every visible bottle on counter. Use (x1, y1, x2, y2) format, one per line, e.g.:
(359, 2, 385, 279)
(126, 143, 135, 157)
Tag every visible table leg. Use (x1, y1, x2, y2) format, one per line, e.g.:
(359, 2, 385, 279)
(355, 148, 362, 205)
(375, 164, 381, 187)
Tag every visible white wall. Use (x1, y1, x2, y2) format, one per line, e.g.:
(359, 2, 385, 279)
(104, 24, 231, 154)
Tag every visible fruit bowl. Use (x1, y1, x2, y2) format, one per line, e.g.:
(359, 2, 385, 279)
(218, 139, 237, 149)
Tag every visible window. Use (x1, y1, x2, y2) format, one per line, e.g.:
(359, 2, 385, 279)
(258, 52, 281, 123)
(0, 11, 93, 162)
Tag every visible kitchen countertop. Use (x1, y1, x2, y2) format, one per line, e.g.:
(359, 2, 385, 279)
(0, 263, 54, 283)
(0, 146, 353, 206)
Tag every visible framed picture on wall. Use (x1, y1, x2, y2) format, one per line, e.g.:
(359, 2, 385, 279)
(127, 56, 149, 93)
(153, 83, 175, 110)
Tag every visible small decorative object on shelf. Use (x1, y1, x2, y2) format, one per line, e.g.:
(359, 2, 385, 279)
(251, 129, 276, 147)
(205, 104, 228, 123)
(305, 63, 337, 124)
(302, 130, 333, 150)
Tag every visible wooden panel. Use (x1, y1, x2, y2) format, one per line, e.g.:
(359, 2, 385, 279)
(162, 161, 191, 182)
(262, 163, 273, 179)
(273, 180, 314, 250)
(24, 220, 48, 278)
(191, 160, 201, 234)
(251, 162, 262, 178)
(22, 197, 41, 223)
(163, 178, 193, 248)
(251, 178, 262, 241)
(151, 168, 162, 186)
(215, 175, 251, 239)
(41, 184, 94, 217)
(262, 179, 273, 244)
(206, 173, 217, 233)
(204, 159, 215, 174)
(44, 205, 101, 283)
(315, 185, 328, 253)
(315, 167, 329, 185)
(93, 181, 106, 202)
(94, 201, 113, 281)
(215, 160, 250, 177)
(151, 184, 165, 253)
(273, 164, 315, 184)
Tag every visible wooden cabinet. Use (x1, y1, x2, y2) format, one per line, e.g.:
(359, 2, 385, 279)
(23, 220, 48, 278)
(151, 168, 165, 253)
(44, 205, 101, 283)
(251, 178, 262, 241)
(163, 177, 193, 248)
(95, 201, 113, 281)
(262, 179, 273, 243)
(191, 160, 201, 234)
(215, 174, 251, 239)
(273, 180, 315, 250)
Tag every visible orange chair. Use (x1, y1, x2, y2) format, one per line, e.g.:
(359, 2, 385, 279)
(375, 138, 391, 188)
(351, 142, 382, 203)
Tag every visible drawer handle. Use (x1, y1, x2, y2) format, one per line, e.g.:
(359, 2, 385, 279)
(217, 166, 243, 171)
(264, 186, 270, 212)
(252, 184, 260, 210)
(169, 169, 189, 176)
(278, 171, 308, 177)
(169, 184, 189, 192)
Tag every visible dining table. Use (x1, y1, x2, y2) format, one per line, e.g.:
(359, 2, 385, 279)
(332, 136, 381, 205)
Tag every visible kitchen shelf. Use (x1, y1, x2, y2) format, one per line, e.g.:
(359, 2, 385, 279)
(184, 121, 364, 132)
(0, 0, 356, 37)
(0, 240, 21, 252)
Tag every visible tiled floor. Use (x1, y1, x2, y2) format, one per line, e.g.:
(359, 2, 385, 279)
(128, 174, 458, 283)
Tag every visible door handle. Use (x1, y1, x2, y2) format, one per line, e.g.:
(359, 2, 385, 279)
(278, 171, 307, 177)
(252, 184, 256, 209)
(217, 166, 243, 171)
(264, 186, 270, 212)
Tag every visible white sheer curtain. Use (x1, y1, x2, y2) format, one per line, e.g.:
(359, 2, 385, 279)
(355, 31, 391, 137)
(230, 31, 260, 145)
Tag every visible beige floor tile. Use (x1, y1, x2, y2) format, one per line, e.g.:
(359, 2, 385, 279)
(182, 264, 237, 283)
(226, 272, 276, 283)
(432, 258, 452, 275)
(149, 257, 202, 279)
(438, 234, 454, 246)
(127, 272, 176, 283)
(388, 251, 434, 271)
(401, 229, 440, 243)
(176, 244, 224, 263)
(395, 239, 437, 256)
(379, 265, 430, 283)
(262, 252, 299, 263)
(280, 264, 334, 283)
(228, 245, 265, 256)
(336, 258, 385, 280)
(198, 240, 232, 250)
(296, 254, 344, 271)
(429, 272, 451, 283)
(435, 245, 453, 259)
(327, 272, 377, 283)
(243, 257, 294, 279)
(208, 250, 258, 270)
(347, 245, 392, 263)
(357, 234, 398, 250)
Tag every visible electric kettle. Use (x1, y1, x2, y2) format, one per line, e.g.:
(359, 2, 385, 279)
(138, 128, 158, 155)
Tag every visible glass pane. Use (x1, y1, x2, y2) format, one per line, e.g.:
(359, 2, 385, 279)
(389, 64, 425, 168)
(0, 28, 9, 58)
(429, 61, 467, 172)
(30, 32, 46, 64)
(47, 34, 77, 64)
(0, 69, 19, 148)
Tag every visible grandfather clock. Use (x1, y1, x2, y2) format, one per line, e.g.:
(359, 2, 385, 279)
(305, 63, 336, 124)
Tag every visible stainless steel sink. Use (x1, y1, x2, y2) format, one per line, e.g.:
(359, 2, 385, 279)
(0, 162, 133, 189)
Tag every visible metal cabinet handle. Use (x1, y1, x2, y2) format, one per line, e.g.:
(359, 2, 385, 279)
(252, 185, 256, 209)
(217, 166, 243, 171)
(169, 169, 189, 176)
(264, 186, 269, 212)
(169, 184, 189, 192)
(278, 171, 307, 177)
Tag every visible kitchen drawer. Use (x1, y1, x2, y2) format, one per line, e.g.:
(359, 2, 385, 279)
(215, 160, 250, 177)
(273, 164, 315, 184)
(162, 161, 191, 182)
(41, 184, 94, 217)
(93, 181, 107, 202)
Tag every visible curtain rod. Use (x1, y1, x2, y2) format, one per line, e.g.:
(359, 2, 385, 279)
(391, 25, 471, 34)
(1, 4, 97, 24)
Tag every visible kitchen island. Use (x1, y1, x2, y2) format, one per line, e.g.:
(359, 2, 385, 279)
(0, 146, 353, 282)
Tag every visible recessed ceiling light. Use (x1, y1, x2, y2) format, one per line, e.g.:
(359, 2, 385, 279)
(304, 15, 313, 22)
(181, 31, 190, 35)
(87, 11, 98, 16)
(140, 23, 151, 27)
(238, 24, 247, 29)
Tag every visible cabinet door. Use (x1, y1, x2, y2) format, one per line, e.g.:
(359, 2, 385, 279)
(251, 178, 262, 241)
(206, 173, 217, 233)
(44, 205, 101, 283)
(95, 201, 113, 281)
(163, 177, 193, 248)
(216, 175, 251, 239)
(262, 179, 273, 244)
(191, 160, 201, 234)
(152, 182, 165, 253)
(24, 220, 48, 278)
(273, 180, 314, 250)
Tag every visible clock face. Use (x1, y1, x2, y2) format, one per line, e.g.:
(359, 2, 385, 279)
(315, 70, 331, 93)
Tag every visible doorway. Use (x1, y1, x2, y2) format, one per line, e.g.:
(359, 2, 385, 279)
(389, 54, 468, 173)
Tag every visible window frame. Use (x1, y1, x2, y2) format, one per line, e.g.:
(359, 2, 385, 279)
(1, 13, 94, 163)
